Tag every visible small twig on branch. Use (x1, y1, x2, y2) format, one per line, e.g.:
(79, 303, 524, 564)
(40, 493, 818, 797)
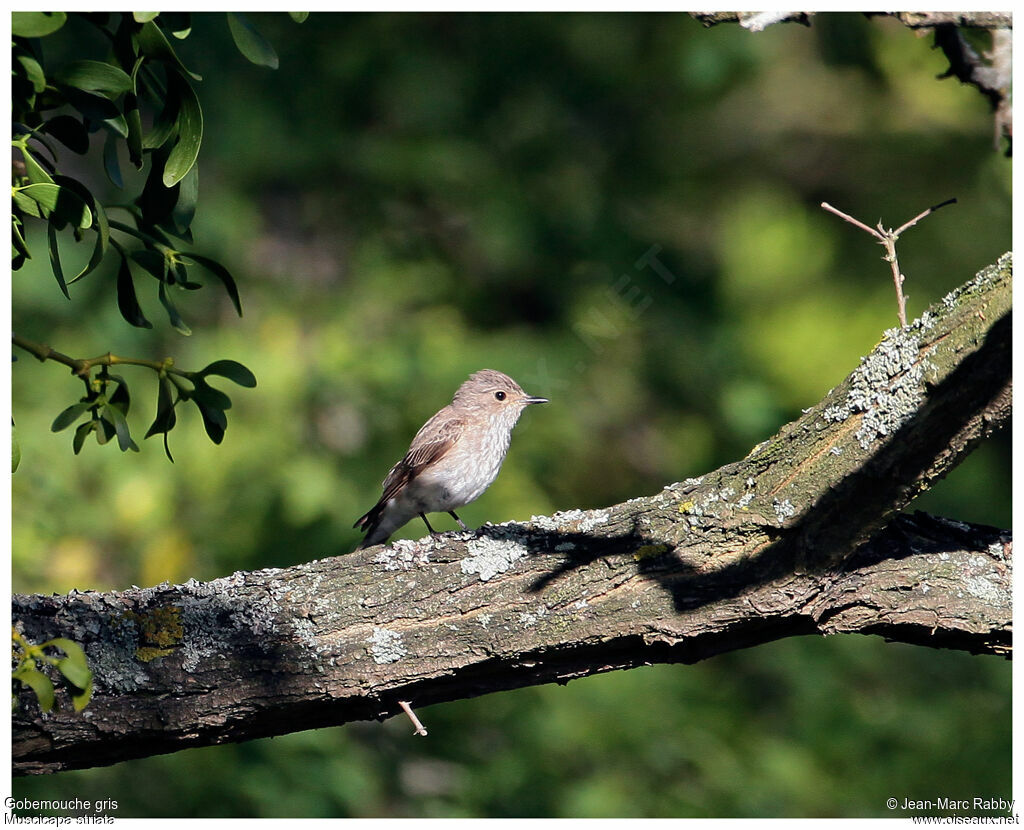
(820, 200, 956, 329)
(398, 701, 428, 736)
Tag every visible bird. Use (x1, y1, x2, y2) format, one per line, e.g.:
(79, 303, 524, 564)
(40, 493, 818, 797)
(354, 369, 547, 548)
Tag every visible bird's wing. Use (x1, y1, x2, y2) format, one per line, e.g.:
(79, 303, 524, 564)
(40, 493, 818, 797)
(378, 409, 465, 504)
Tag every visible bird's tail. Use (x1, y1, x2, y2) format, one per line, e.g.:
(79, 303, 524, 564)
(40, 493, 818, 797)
(353, 500, 388, 548)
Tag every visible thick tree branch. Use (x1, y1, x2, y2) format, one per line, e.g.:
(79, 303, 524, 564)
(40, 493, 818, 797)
(691, 12, 1012, 31)
(692, 12, 1013, 151)
(12, 253, 1012, 775)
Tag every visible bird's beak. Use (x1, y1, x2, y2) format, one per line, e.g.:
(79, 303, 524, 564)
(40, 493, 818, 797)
(525, 396, 548, 405)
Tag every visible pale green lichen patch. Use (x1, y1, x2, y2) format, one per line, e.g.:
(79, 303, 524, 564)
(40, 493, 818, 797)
(530, 508, 610, 534)
(518, 606, 549, 628)
(941, 251, 1011, 310)
(462, 533, 529, 581)
(368, 627, 406, 664)
(963, 555, 1009, 608)
(819, 254, 1009, 449)
(773, 498, 797, 523)
(821, 325, 930, 449)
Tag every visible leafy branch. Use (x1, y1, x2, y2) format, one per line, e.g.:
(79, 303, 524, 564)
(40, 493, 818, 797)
(11, 12, 300, 461)
(12, 333, 257, 461)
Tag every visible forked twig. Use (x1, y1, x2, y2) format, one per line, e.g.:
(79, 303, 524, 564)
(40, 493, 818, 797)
(821, 199, 957, 328)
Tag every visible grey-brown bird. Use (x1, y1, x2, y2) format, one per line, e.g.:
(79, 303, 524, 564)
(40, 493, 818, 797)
(354, 369, 547, 548)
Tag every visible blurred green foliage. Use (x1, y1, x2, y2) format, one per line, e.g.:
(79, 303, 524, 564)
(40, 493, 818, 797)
(12, 12, 1010, 818)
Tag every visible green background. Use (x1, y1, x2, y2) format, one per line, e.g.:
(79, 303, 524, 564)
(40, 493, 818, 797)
(12, 12, 1011, 818)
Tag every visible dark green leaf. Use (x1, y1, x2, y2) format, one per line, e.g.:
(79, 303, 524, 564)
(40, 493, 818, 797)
(103, 131, 123, 188)
(13, 667, 55, 712)
(47, 221, 71, 299)
(95, 412, 113, 445)
(103, 112, 129, 138)
(16, 54, 47, 93)
(125, 99, 143, 168)
(52, 177, 109, 285)
(192, 378, 233, 411)
(72, 421, 94, 454)
(168, 372, 195, 397)
(142, 96, 178, 151)
(130, 249, 168, 281)
(73, 198, 110, 285)
(136, 20, 202, 81)
(227, 13, 280, 69)
(194, 398, 227, 444)
(158, 281, 192, 335)
(138, 151, 180, 225)
(102, 402, 138, 452)
(146, 375, 178, 441)
(54, 182, 94, 230)
(289, 12, 310, 23)
(180, 253, 242, 315)
(198, 360, 257, 388)
(63, 86, 122, 128)
(116, 256, 152, 328)
(108, 377, 131, 414)
(41, 115, 90, 154)
(172, 164, 199, 234)
(52, 401, 92, 432)
(11, 11, 67, 38)
(54, 60, 133, 97)
(163, 78, 203, 187)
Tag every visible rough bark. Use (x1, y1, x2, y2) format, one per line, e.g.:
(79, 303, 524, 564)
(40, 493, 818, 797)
(12, 253, 1012, 776)
(691, 11, 1013, 31)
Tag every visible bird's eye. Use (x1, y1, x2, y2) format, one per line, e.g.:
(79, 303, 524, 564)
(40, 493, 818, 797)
(494, 391, 506, 401)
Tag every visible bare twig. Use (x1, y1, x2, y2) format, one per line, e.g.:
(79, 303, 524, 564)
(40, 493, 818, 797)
(893, 198, 958, 236)
(820, 202, 882, 239)
(398, 700, 428, 736)
(820, 200, 956, 329)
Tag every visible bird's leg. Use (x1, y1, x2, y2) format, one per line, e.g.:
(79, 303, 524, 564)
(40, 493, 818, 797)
(448, 511, 469, 530)
(419, 512, 439, 537)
